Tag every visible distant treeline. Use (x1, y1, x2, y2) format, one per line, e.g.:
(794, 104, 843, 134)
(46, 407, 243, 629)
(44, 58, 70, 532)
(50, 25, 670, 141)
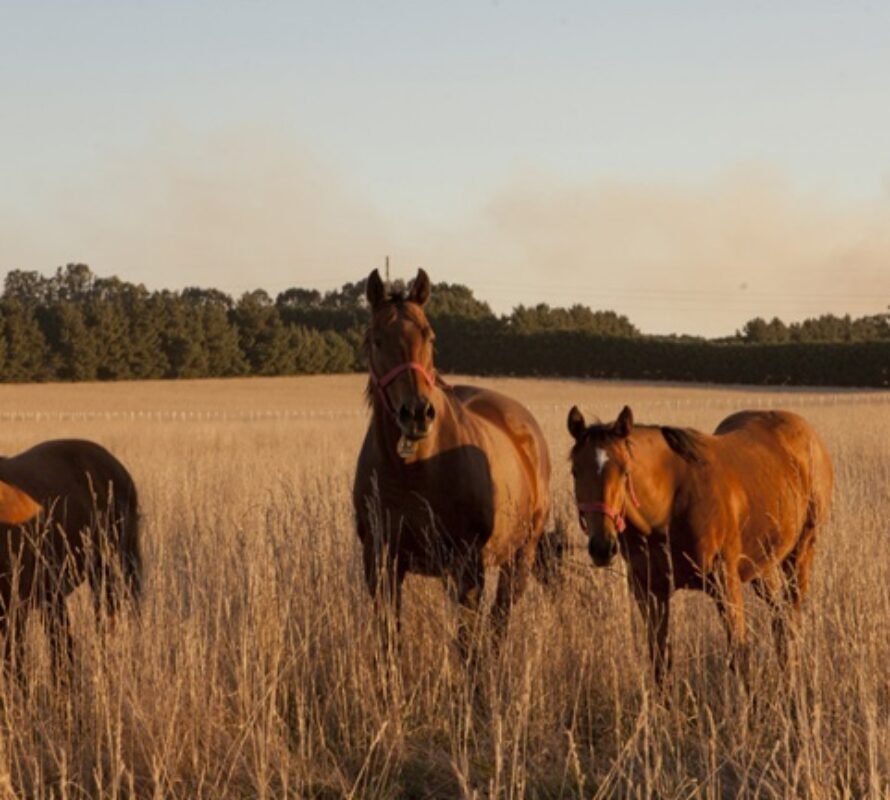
(0, 264, 888, 386)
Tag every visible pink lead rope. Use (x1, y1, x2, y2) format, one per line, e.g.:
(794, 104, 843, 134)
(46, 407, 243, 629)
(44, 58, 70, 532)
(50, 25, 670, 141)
(577, 473, 641, 534)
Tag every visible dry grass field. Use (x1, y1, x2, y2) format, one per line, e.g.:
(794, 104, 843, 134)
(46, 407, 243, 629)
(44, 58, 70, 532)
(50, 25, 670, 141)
(0, 374, 888, 798)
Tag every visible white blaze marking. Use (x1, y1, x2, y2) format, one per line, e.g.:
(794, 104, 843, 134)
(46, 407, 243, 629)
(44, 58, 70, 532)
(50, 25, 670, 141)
(595, 448, 610, 475)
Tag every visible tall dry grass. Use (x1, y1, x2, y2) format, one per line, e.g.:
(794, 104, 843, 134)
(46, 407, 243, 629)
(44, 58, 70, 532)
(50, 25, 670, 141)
(0, 375, 888, 798)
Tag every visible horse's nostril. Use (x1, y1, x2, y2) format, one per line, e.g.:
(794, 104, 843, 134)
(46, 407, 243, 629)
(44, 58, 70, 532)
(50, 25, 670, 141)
(399, 404, 411, 422)
(425, 402, 436, 421)
(589, 535, 618, 565)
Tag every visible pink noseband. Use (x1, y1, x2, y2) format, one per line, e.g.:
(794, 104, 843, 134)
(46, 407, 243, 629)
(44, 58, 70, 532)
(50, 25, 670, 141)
(371, 361, 436, 390)
(577, 473, 641, 534)
(370, 361, 436, 417)
(577, 500, 628, 533)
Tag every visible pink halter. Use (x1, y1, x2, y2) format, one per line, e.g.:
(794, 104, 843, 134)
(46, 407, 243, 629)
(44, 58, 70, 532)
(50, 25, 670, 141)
(371, 361, 436, 390)
(370, 361, 436, 417)
(577, 473, 641, 533)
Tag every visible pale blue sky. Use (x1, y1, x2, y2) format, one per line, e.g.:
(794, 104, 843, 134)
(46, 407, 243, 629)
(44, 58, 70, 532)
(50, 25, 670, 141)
(2, 1, 889, 334)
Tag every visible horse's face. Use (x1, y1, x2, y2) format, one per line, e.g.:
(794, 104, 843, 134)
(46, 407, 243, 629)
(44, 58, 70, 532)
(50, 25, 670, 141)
(366, 268, 438, 451)
(567, 405, 635, 567)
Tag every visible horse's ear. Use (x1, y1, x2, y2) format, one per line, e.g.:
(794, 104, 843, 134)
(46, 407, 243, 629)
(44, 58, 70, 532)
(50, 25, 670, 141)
(408, 268, 431, 306)
(366, 269, 386, 309)
(567, 406, 587, 441)
(614, 405, 634, 438)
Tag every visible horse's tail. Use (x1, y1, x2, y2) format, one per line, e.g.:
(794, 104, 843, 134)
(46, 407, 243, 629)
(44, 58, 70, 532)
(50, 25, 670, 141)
(95, 474, 143, 615)
(533, 510, 568, 591)
(801, 427, 833, 551)
(119, 483, 143, 609)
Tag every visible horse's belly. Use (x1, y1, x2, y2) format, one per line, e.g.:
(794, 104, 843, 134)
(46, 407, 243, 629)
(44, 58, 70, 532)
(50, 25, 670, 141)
(738, 496, 807, 573)
(0, 522, 88, 603)
(480, 475, 537, 569)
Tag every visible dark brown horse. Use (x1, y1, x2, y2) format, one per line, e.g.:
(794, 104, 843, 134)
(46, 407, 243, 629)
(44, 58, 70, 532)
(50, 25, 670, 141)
(567, 405, 832, 682)
(0, 438, 141, 669)
(354, 269, 553, 659)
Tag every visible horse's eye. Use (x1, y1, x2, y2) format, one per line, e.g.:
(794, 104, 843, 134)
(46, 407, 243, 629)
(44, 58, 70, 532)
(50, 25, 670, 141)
(373, 337, 382, 348)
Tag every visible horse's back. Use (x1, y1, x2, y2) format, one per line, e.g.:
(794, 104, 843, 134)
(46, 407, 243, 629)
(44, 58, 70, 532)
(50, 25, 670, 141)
(5, 439, 137, 510)
(715, 409, 833, 525)
(451, 384, 551, 482)
(715, 409, 809, 440)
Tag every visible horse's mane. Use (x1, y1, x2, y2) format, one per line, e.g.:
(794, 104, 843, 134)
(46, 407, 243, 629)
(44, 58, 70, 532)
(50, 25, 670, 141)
(660, 426, 706, 464)
(572, 420, 706, 465)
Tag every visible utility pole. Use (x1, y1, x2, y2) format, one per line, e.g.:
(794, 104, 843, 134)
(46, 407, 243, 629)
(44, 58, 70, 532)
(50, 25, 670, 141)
(384, 255, 390, 284)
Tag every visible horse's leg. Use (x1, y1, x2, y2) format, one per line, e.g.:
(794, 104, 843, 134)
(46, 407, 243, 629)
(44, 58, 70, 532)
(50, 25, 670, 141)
(89, 561, 112, 627)
(777, 520, 817, 671)
(447, 557, 485, 669)
(629, 575, 671, 686)
(1, 608, 28, 682)
(45, 594, 74, 679)
(360, 529, 404, 655)
(491, 550, 531, 652)
(753, 568, 788, 666)
(708, 560, 749, 681)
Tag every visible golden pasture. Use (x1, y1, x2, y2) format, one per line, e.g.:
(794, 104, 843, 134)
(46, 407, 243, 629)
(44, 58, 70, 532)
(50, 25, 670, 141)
(0, 374, 888, 798)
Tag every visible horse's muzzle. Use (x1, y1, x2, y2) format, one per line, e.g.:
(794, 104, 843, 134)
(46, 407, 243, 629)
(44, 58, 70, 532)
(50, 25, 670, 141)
(398, 399, 435, 440)
(588, 535, 618, 567)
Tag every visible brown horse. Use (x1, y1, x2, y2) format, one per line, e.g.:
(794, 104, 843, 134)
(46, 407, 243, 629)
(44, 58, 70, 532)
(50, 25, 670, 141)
(0, 438, 141, 670)
(567, 405, 832, 682)
(354, 269, 553, 660)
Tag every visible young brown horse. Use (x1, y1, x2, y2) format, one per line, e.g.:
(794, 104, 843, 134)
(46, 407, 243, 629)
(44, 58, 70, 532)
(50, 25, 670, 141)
(0, 438, 141, 670)
(568, 405, 832, 682)
(354, 269, 553, 660)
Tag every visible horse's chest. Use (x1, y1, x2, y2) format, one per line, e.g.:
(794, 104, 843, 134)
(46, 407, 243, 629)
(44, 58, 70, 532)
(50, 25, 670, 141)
(624, 526, 711, 592)
(376, 472, 493, 540)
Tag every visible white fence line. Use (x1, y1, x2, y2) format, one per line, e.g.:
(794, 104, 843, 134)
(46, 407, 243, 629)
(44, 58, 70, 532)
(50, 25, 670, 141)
(0, 408, 368, 423)
(0, 391, 887, 424)
(530, 392, 890, 414)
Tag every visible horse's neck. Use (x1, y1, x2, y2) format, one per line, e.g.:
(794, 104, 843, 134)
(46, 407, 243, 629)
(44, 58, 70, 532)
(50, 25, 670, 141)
(629, 431, 685, 534)
(369, 399, 402, 463)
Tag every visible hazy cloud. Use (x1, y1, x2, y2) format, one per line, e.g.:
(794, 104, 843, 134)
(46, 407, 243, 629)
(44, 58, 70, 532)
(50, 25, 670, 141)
(0, 128, 390, 296)
(2, 133, 889, 336)
(416, 167, 890, 334)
